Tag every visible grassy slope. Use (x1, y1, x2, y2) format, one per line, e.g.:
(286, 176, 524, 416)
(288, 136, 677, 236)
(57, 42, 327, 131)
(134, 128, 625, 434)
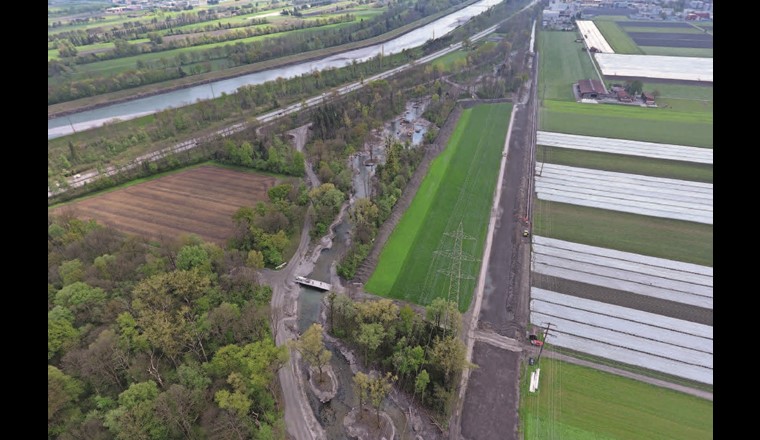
(537, 146, 713, 183)
(366, 103, 513, 311)
(537, 31, 598, 101)
(539, 100, 713, 147)
(520, 360, 713, 440)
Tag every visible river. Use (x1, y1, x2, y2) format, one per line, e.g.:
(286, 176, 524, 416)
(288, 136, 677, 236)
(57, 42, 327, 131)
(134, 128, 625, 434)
(48, 0, 503, 139)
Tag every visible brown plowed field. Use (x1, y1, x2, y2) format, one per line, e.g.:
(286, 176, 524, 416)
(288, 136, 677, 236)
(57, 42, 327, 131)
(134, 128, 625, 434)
(52, 166, 279, 244)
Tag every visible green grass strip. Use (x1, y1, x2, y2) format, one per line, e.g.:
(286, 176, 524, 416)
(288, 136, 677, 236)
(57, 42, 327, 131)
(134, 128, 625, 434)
(366, 103, 513, 311)
(520, 360, 713, 440)
(540, 100, 712, 147)
(593, 20, 643, 54)
(639, 46, 713, 58)
(537, 145, 713, 183)
(533, 199, 713, 266)
(537, 31, 599, 101)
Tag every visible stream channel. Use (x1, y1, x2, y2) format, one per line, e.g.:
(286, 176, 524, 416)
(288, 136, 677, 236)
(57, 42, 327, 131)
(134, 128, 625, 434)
(296, 219, 415, 439)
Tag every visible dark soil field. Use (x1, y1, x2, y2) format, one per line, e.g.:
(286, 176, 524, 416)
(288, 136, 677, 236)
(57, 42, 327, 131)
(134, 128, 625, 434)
(618, 21, 693, 28)
(52, 165, 279, 244)
(627, 31, 713, 48)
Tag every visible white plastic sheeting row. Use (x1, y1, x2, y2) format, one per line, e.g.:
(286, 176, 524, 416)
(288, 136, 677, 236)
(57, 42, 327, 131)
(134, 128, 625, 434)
(531, 288, 713, 384)
(531, 287, 713, 339)
(576, 20, 615, 53)
(594, 53, 713, 82)
(532, 236, 713, 308)
(535, 163, 713, 224)
(536, 131, 713, 164)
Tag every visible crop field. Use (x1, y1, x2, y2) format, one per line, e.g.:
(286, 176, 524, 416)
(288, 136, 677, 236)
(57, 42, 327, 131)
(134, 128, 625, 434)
(532, 237, 713, 309)
(365, 103, 512, 311)
(539, 100, 713, 147)
(535, 163, 713, 224)
(537, 32, 598, 101)
(536, 132, 712, 163)
(520, 358, 713, 440)
(50, 165, 279, 244)
(532, 199, 713, 266)
(640, 46, 713, 57)
(627, 32, 713, 49)
(576, 21, 614, 53)
(616, 21, 693, 28)
(594, 53, 713, 82)
(60, 19, 365, 79)
(592, 20, 641, 54)
(536, 145, 713, 183)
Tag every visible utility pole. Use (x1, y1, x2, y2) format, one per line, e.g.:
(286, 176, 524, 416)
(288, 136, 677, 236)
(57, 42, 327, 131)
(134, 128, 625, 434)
(536, 322, 553, 364)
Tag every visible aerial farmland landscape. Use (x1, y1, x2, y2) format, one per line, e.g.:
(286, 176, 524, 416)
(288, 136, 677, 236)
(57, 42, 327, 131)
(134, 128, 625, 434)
(48, 0, 712, 439)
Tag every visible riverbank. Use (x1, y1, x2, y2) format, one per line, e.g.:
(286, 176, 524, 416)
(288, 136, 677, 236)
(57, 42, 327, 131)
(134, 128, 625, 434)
(48, 0, 481, 119)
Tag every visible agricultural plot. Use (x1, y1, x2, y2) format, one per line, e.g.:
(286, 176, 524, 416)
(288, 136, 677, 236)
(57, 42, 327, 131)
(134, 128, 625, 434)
(537, 32, 599, 101)
(592, 20, 641, 54)
(627, 32, 713, 49)
(576, 20, 614, 53)
(365, 103, 513, 311)
(639, 46, 713, 58)
(537, 131, 713, 164)
(51, 165, 279, 244)
(532, 236, 713, 309)
(521, 358, 713, 440)
(540, 100, 713, 147)
(530, 288, 713, 384)
(535, 163, 713, 224)
(594, 53, 713, 82)
(617, 21, 693, 28)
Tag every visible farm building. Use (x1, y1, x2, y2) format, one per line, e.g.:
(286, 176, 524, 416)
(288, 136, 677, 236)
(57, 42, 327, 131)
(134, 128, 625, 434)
(577, 79, 607, 99)
(616, 89, 633, 102)
(642, 92, 656, 104)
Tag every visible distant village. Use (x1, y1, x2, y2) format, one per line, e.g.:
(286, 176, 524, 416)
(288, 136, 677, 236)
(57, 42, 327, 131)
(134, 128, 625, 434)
(542, 0, 713, 30)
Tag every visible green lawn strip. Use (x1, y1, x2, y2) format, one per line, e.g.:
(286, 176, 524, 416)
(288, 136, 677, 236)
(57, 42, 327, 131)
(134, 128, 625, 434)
(640, 83, 712, 101)
(639, 46, 713, 58)
(539, 100, 712, 147)
(537, 146, 713, 183)
(655, 97, 713, 113)
(365, 109, 473, 296)
(533, 199, 713, 266)
(520, 360, 713, 440)
(537, 31, 598, 101)
(367, 104, 512, 311)
(593, 20, 643, 54)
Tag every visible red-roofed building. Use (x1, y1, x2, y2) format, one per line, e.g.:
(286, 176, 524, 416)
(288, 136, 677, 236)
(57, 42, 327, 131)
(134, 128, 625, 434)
(577, 79, 607, 99)
(616, 89, 633, 102)
(642, 92, 656, 104)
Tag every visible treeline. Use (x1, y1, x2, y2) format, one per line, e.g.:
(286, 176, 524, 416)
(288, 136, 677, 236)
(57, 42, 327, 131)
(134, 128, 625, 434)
(48, 48, 416, 186)
(227, 180, 312, 266)
(48, 0, 469, 104)
(328, 295, 472, 424)
(66, 15, 352, 66)
(50, 10, 223, 43)
(215, 133, 306, 177)
(48, 213, 288, 439)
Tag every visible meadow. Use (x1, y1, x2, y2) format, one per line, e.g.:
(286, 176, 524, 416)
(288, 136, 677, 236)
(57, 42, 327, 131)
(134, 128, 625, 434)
(365, 103, 513, 311)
